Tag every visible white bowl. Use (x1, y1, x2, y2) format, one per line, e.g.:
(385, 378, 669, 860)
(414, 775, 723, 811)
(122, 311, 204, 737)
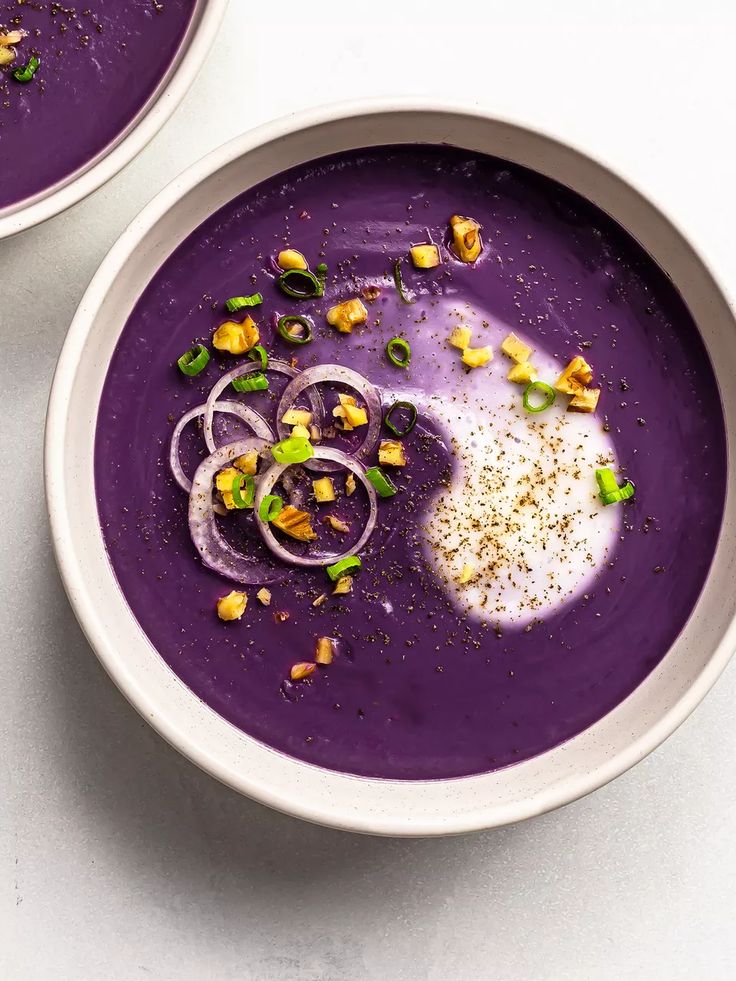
(45, 99, 736, 836)
(0, 0, 228, 240)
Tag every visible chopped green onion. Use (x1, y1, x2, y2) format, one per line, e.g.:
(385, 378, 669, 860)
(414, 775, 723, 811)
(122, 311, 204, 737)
(522, 381, 556, 413)
(277, 314, 314, 345)
(326, 555, 362, 581)
(271, 436, 314, 464)
(386, 336, 411, 368)
(247, 345, 268, 370)
(231, 474, 255, 509)
(596, 468, 636, 506)
(277, 268, 324, 299)
(232, 372, 268, 393)
(384, 400, 417, 437)
(393, 257, 416, 304)
(225, 293, 263, 313)
(13, 56, 40, 84)
(177, 344, 210, 377)
(365, 466, 398, 498)
(315, 262, 328, 290)
(258, 494, 284, 522)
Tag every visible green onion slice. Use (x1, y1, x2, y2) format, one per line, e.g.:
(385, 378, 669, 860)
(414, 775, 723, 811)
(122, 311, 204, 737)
(315, 262, 328, 290)
(393, 257, 416, 304)
(277, 268, 324, 299)
(365, 466, 398, 498)
(258, 494, 284, 522)
(386, 337, 411, 368)
(232, 372, 268, 393)
(277, 314, 314, 345)
(522, 381, 556, 413)
(225, 293, 263, 313)
(326, 555, 362, 581)
(247, 345, 268, 370)
(271, 436, 314, 464)
(231, 474, 255, 509)
(13, 55, 40, 84)
(177, 344, 210, 377)
(384, 400, 417, 437)
(596, 468, 636, 506)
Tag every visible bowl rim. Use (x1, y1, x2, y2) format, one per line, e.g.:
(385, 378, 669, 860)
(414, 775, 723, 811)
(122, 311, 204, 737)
(45, 97, 736, 835)
(0, 0, 229, 240)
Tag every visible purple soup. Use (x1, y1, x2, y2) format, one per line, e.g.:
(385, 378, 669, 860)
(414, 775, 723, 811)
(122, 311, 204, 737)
(94, 145, 726, 780)
(0, 0, 196, 211)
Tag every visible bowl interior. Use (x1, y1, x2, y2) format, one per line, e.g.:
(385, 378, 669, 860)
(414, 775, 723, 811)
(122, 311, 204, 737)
(0, 0, 227, 239)
(46, 104, 736, 834)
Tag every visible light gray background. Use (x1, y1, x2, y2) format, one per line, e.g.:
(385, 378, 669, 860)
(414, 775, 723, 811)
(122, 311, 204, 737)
(2, 2, 735, 978)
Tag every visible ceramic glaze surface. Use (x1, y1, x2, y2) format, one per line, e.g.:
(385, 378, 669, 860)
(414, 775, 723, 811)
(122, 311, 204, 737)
(94, 144, 726, 779)
(0, 0, 196, 209)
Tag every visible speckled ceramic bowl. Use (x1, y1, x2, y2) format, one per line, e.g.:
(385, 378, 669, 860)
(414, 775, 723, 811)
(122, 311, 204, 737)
(45, 100, 736, 835)
(0, 0, 228, 239)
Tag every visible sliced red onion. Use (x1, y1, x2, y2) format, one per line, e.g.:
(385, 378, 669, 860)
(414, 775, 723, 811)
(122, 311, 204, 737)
(189, 437, 288, 585)
(170, 399, 274, 494)
(253, 446, 378, 568)
(203, 359, 322, 454)
(275, 364, 382, 473)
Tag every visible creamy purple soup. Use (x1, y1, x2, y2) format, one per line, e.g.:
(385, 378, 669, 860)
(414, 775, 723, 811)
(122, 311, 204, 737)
(0, 0, 196, 211)
(94, 145, 726, 780)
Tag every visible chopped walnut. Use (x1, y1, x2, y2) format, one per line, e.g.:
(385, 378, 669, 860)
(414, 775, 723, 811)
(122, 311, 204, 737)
(272, 505, 317, 541)
(325, 515, 350, 533)
(345, 473, 357, 497)
(256, 588, 272, 606)
(332, 576, 353, 596)
(290, 662, 316, 681)
(315, 637, 336, 665)
(312, 593, 328, 607)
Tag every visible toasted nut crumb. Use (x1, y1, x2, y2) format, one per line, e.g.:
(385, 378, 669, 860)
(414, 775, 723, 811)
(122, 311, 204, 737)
(449, 214, 482, 263)
(332, 576, 353, 595)
(325, 515, 350, 533)
(256, 588, 272, 606)
(378, 439, 407, 467)
(313, 477, 336, 503)
(315, 637, 336, 665)
(312, 593, 328, 607)
(233, 450, 259, 475)
(290, 662, 316, 681)
(274, 611, 290, 623)
(362, 285, 381, 302)
(277, 249, 308, 270)
(555, 355, 594, 395)
(507, 362, 537, 385)
(282, 407, 313, 427)
(568, 387, 601, 413)
(449, 325, 472, 350)
(217, 591, 247, 621)
(326, 298, 368, 334)
(410, 243, 441, 269)
(461, 346, 493, 369)
(501, 332, 533, 363)
(272, 505, 317, 541)
(213, 315, 259, 355)
(0, 30, 25, 47)
(345, 473, 357, 497)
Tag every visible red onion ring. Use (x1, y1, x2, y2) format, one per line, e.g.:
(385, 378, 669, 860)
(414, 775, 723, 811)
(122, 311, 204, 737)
(203, 359, 322, 455)
(188, 437, 288, 585)
(253, 446, 378, 568)
(276, 364, 382, 473)
(170, 399, 274, 494)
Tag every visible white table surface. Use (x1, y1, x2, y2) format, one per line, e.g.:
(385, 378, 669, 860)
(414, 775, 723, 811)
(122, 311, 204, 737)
(3, 1, 736, 978)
